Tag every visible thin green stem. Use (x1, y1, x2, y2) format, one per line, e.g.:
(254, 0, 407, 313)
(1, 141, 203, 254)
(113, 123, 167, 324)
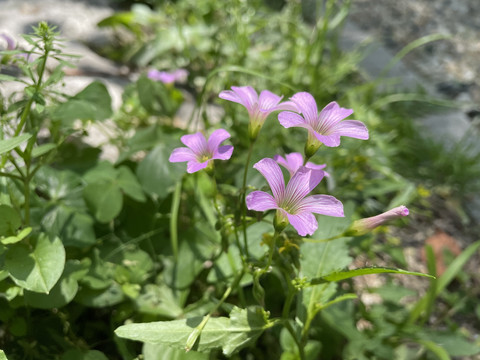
(284, 320, 305, 360)
(241, 141, 255, 258)
(0, 171, 23, 180)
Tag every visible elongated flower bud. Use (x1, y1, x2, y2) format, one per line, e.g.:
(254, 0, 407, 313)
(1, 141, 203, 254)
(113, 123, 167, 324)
(346, 206, 409, 236)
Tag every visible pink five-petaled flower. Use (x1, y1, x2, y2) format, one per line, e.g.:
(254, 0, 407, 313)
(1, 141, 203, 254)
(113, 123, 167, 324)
(246, 158, 344, 236)
(278, 92, 369, 152)
(148, 69, 188, 84)
(219, 86, 298, 140)
(169, 129, 233, 173)
(347, 206, 409, 236)
(273, 152, 329, 177)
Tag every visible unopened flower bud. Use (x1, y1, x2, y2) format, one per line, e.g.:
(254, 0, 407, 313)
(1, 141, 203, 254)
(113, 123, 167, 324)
(346, 205, 409, 236)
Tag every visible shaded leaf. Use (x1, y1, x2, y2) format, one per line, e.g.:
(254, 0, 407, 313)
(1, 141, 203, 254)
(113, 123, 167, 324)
(83, 181, 123, 223)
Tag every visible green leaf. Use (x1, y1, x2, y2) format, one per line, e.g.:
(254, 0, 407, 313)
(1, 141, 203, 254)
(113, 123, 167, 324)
(24, 259, 88, 308)
(0, 133, 31, 155)
(137, 75, 175, 116)
(135, 284, 184, 318)
(31, 143, 57, 158)
(1, 227, 32, 245)
(53, 81, 112, 124)
(83, 181, 123, 223)
(310, 267, 434, 285)
(60, 349, 109, 360)
(5, 233, 65, 293)
(143, 343, 209, 360)
(0, 349, 8, 360)
(136, 144, 184, 198)
(413, 339, 451, 360)
(117, 166, 146, 202)
(42, 205, 96, 247)
(0, 204, 21, 236)
(75, 282, 124, 307)
(421, 331, 480, 357)
(116, 306, 272, 356)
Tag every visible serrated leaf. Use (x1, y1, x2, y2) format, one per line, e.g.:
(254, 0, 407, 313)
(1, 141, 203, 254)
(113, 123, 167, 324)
(310, 267, 434, 285)
(0, 133, 32, 155)
(116, 306, 272, 356)
(5, 233, 65, 293)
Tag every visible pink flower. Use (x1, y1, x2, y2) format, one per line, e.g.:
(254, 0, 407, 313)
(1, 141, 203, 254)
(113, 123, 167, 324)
(246, 158, 344, 236)
(278, 92, 369, 148)
(169, 129, 233, 173)
(148, 69, 188, 84)
(219, 86, 298, 140)
(273, 152, 329, 177)
(348, 206, 409, 236)
(1, 33, 15, 50)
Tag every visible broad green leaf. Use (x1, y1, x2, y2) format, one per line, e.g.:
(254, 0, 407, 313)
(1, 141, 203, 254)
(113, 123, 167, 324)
(24, 259, 88, 308)
(0, 133, 31, 155)
(116, 306, 272, 356)
(300, 203, 353, 323)
(53, 81, 112, 124)
(35, 167, 83, 201)
(5, 233, 65, 293)
(136, 144, 184, 198)
(0, 350, 7, 360)
(60, 349, 109, 360)
(143, 343, 208, 360)
(83, 161, 117, 183)
(42, 205, 96, 247)
(117, 166, 146, 202)
(0, 205, 21, 236)
(83, 181, 123, 223)
(310, 267, 434, 284)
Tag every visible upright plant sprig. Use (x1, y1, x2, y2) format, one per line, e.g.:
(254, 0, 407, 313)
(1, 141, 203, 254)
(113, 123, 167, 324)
(1, 22, 68, 225)
(219, 86, 297, 256)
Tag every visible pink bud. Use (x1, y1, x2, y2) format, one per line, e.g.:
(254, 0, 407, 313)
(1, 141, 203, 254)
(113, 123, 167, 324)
(348, 206, 409, 236)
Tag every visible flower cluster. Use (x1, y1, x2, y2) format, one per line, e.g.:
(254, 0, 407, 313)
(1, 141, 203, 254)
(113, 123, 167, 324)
(148, 69, 189, 84)
(169, 85, 405, 237)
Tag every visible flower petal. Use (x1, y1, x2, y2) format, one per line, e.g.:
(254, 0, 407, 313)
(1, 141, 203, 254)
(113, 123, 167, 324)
(246, 191, 278, 211)
(278, 111, 308, 128)
(318, 101, 354, 130)
(253, 158, 285, 201)
(258, 90, 282, 110)
(231, 86, 258, 110)
(169, 147, 197, 163)
(207, 129, 231, 153)
(290, 92, 318, 125)
(287, 212, 318, 236)
(212, 145, 234, 160)
(284, 166, 324, 205)
(181, 132, 208, 155)
(331, 120, 369, 140)
(297, 195, 344, 217)
(187, 160, 208, 173)
(274, 152, 303, 177)
(271, 100, 300, 112)
(218, 90, 243, 105)
(312, 132, 341, 147)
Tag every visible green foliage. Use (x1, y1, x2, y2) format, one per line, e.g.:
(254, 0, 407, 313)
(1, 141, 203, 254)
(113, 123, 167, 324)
(0, 5, 478, 360)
